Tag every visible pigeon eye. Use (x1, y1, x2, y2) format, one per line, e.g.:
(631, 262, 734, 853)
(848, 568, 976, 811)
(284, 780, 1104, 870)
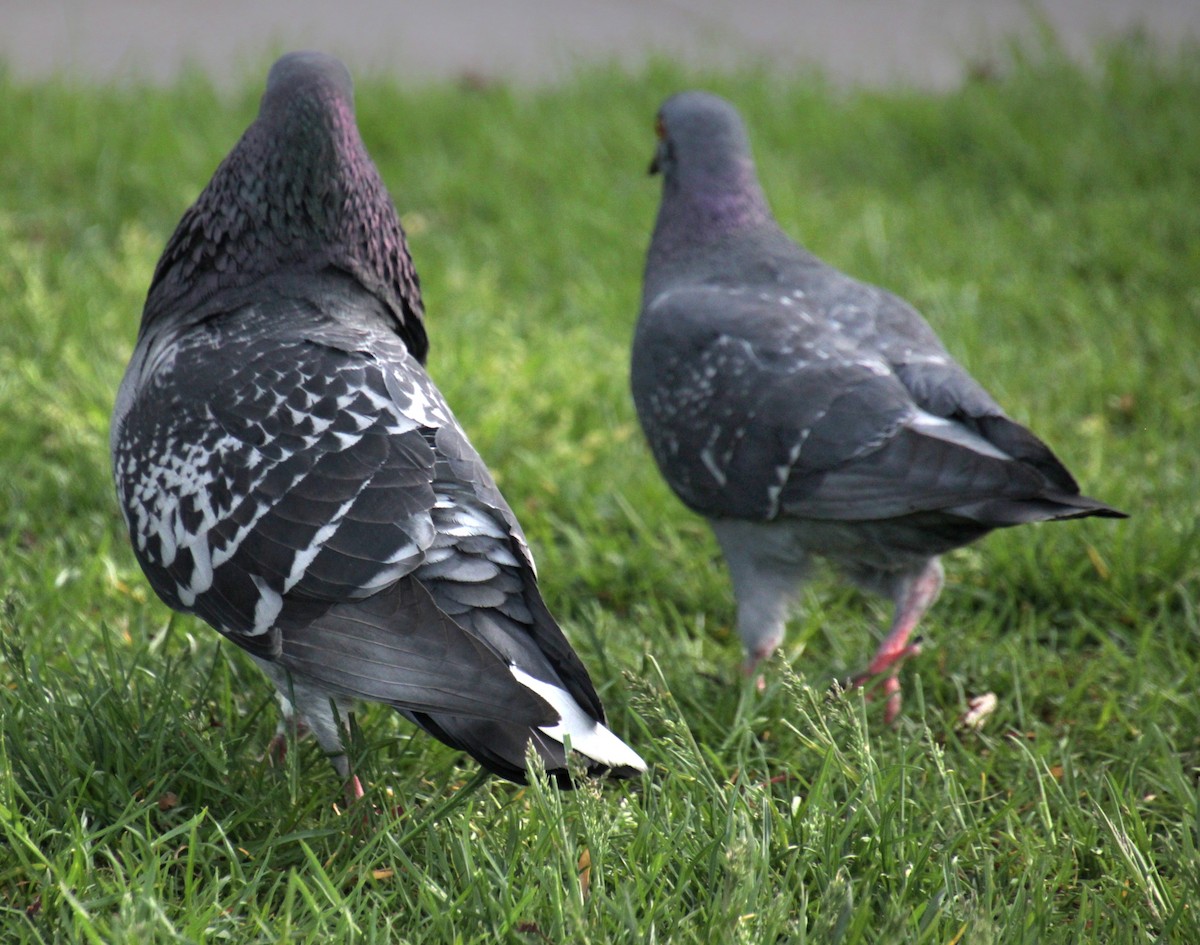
(655, 116, 666, 140)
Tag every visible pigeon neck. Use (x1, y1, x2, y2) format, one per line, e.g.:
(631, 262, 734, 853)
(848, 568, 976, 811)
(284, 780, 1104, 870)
(658, 158, 770, 240)
(140, 93, 428, 362)
(646, 161, 772, 294)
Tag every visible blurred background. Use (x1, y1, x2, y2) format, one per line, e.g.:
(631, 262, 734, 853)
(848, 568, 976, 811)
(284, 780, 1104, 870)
(5, 0, 1199, 89)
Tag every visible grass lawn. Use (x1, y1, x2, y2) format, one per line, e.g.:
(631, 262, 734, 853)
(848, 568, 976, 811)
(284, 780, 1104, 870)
(1, 36, 1198, 943)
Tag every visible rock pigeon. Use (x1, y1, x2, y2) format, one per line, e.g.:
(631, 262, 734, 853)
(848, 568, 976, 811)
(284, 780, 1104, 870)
(631, 90, 1125, 720)
(110, 51, 645, 799)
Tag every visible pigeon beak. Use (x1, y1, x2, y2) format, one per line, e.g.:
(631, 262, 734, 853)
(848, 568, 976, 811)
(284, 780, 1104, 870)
(649, 139, 666, 176)
(649, 114, 667, 175)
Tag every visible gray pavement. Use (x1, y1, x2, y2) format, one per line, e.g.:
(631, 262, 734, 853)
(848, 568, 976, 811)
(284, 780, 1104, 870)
(4, 0, 1199, 89)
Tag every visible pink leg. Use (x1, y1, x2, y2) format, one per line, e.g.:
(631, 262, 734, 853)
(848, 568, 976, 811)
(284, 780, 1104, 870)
(264, 718, 310, 767)
(850, 560, 944, 723)
(741, 646, 775, 692)
(264, 710, 367, 809)
(265, 731, 289, 766)
(332, 773, 370, 826)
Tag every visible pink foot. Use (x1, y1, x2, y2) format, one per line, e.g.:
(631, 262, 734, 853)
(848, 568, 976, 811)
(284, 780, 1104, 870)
(856, 639, 924, 681)
(848, 639, 923, 723)
(742, 643, 779, 692)
(264, 731, 289, 767)
(262, 719, 310, 767)
(741, 665, 767, 693)
(847, 560, 943, 723)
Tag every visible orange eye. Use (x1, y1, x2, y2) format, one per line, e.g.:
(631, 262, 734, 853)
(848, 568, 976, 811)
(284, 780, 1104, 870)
(655, 116, 665, 139)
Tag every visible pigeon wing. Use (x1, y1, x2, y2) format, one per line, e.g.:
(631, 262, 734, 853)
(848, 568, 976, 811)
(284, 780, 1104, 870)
(113, 297, 556, 721)
(633, 287, 1065, 523)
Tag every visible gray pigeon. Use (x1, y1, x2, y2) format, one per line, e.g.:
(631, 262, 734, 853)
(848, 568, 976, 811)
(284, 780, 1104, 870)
(111, 51, 645, 799)
(632, 91, 1125, 720)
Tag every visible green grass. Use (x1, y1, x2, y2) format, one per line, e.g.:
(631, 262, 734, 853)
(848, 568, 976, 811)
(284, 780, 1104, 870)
(2, 35, 1199, 943)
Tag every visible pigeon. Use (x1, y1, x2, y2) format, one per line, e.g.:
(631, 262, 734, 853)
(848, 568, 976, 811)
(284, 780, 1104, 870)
(631, 91, 1125, 720)
(110, 51, 645, 799)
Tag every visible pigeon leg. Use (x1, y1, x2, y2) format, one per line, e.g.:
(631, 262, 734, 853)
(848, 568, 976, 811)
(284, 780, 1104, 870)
(325, 747, 368, 810)
(264, 717, 310, 767)
(710, 520, 808, 690)
(319, 725, 367, 808)
(344, 773, 365, 805)
(264, 715, 365, 808)
(741, 653, 771, 693)
(316, 712, 370, 809)
(851, 559, 944, 722)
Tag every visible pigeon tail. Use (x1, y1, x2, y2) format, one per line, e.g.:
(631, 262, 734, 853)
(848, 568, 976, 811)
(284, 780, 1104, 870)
(403, 670, 647, 787)
(952, 491, 1127, 527)
(398, 595, 646, 785)
(510, 665, 647, 774)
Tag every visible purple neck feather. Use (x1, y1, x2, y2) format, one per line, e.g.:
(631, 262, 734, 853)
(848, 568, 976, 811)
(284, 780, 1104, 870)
(660, 157, 770, 242)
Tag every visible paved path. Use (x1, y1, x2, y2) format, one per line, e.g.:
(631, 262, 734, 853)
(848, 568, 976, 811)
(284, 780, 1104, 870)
(4, 0, 1198, 89)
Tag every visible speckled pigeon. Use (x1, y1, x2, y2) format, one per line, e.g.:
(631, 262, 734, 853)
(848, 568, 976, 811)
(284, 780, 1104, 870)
(110, 51, 645, 798)
(632, 91, 1125, 720)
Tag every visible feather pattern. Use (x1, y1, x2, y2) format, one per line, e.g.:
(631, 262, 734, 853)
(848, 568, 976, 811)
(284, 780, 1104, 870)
(112, 52, 644, 790)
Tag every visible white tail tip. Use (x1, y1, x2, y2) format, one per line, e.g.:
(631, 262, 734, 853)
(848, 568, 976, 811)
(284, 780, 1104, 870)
(509, 666, 647, 772)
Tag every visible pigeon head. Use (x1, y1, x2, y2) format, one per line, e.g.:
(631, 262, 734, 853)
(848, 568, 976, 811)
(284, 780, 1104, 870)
(650, 92, 753, 176)
(644, 92, 774, 296)
(649, 92, 769, 222)
(141, 51, 428, 362)
(262, 49, 354, 109)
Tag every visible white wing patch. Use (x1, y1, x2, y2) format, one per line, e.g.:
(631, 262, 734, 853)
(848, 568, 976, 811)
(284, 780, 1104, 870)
(909, 410, 1013, 461)
(436, 501, 509, 540)
(281, 496, 357, 593)
(700, 444, 728, 487)
(250, 575, 284, 635)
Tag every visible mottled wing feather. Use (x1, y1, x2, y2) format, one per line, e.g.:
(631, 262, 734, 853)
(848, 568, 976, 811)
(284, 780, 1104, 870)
(415, 430, 606, 721)
(893, 361, 1080, 493)
(115, 316, 443, 658)
(780, 270, 1085, 495)
(633, 287, 1061, 523)
(115, 292, 604, 726)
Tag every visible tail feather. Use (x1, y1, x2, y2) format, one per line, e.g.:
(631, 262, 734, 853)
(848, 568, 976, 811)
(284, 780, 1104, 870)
(953, 491, 1127, 527)
(402, 669, 646, 787)
(508, 665, 647, 773)
(401, 709, 564, 785)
